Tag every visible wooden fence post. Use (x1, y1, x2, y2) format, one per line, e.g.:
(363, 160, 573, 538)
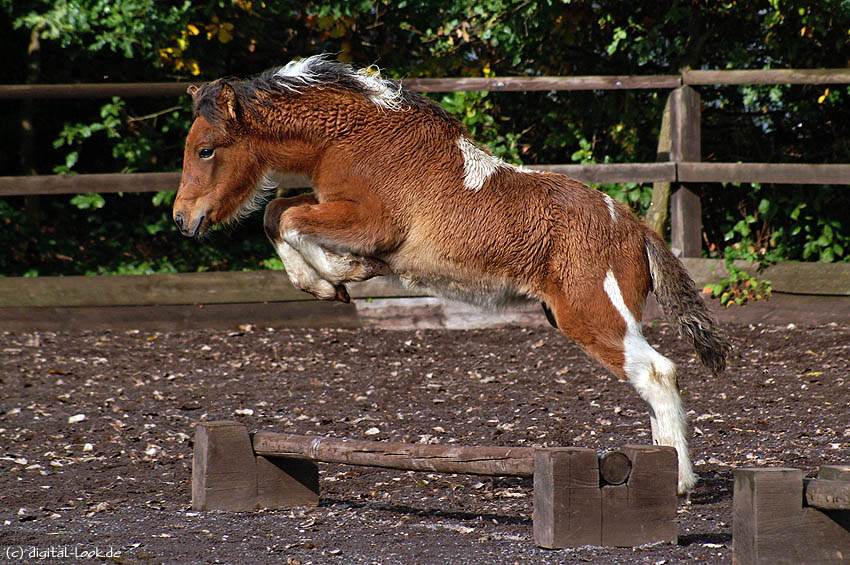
(646, 85, 703, 257)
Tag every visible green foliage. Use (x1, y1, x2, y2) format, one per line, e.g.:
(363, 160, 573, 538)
(70, 193, 105, 210)
(1, 0, 849, 277)
(10, 0, 191, 59)
(703, 261, 773, 307)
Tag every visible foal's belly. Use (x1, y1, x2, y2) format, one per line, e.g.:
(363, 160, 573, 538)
(386, 259, 533, 310)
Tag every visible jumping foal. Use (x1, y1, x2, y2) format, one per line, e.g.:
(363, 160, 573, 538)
(173, 55, 730, 493)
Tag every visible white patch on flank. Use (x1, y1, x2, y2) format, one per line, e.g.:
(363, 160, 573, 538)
(275, 55, 404, 110)
(603, 193, 617, 223)
(603, 269, 696, 493)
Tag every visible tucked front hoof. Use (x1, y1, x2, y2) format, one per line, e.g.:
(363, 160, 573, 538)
(360, 257, 392, 278)
(263, 199, 287, 243)
(334, 284, 351, 303)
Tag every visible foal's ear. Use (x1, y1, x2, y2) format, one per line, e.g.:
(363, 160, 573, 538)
(186, 84, 199, 97)
(217, 82, 240, 122)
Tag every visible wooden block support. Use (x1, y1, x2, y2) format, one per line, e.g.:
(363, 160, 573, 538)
(192, 421, 259, 511)
(533, 447, 601, 548)
(533, 445, 678, 548)
(601, 446, 678, 547)
(192, 423, 678, 548)
(734, 467, 850, 564)
(192, 421, 319, 511)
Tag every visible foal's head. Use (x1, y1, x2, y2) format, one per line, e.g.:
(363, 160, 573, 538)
(174, 55, 459, 238)
(173, 80, 270, 237)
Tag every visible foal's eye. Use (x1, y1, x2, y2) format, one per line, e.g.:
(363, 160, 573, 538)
(198, 148, 214, 159)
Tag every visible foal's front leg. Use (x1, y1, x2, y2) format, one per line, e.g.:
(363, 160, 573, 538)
(264, 197, 390, 302)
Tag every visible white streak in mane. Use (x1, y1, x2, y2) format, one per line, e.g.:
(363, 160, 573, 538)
(456, 137, 530, 191)
(275, 55, 404, 111)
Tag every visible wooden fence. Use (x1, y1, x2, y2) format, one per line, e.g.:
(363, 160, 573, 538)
(1, 69, 849, 328)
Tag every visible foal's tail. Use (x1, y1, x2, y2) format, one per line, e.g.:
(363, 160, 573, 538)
(644, 229, 730, 375)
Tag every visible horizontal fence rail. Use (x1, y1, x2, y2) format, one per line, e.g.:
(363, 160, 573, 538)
(0, 259, 846, 311)
(3, 69, 850, 100)
(2, 161, 847, 198)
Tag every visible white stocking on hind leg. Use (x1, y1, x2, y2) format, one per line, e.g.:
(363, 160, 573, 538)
(602, 270, 696, 493)
(547, 272, 696, 495)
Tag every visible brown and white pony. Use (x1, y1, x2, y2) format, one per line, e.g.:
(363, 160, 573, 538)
(173, 55, 729, 493)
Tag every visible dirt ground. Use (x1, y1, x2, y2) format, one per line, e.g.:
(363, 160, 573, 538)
(1, 319, 848, 564)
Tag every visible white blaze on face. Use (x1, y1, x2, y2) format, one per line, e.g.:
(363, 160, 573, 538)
(603, 269, 696, 493)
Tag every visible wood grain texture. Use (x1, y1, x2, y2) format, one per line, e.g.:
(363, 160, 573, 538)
(683, 68, 850, 86)
(0, 171, 311, 196)
(677, 162, 850, 185)
(599, 451, 632, 486)
(192, 421, 258, 511)
(671, 187, 702, 258)
(600, 445, 678, 547)
(530, 162, 675, 183)
(253, 432, 535, 477)
(532, 447, 602, 548)
(734, 467, 850, 565)
(804, 479, 850, 511)
(0, 272, 425, 308)
(680, 258, 850, 296)
(0, 301, 361, 332)
(404, 75, 681, 92)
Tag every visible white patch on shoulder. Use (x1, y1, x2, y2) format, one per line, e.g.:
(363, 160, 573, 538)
(456, 137, 503, 191)
(603, 193, 617, 223)
(603, 269, 695, 493)
(456, 137, 533, 191)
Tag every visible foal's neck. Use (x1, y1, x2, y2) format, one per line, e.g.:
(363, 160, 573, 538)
(256, 91, 376, 175)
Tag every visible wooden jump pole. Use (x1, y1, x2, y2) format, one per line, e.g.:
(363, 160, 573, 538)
(733, 464, 850, 564)
(252, 431, 535, 476)
(191, 421, 678, 548)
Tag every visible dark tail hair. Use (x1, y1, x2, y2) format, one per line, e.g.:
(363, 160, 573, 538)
(644, 229, 730, 375)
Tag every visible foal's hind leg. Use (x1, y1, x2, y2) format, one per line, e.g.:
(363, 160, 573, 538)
(546, 276, 696, 494)
(265, 197, 391, 301)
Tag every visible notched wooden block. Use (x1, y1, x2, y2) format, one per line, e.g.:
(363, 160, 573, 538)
(734, 466, 850, 565)
(601, 445, 678, 547)
(192, 421, 258, 511)
(533, 447, 601, 548)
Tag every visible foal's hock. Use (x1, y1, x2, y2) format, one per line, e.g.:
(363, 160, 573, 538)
(173, 55, 730, 493)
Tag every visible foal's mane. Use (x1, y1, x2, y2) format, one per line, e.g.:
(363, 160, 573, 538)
(192, 55, 459, 129)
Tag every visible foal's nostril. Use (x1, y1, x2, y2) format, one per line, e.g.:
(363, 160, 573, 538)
(174, 211, 186, 232)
